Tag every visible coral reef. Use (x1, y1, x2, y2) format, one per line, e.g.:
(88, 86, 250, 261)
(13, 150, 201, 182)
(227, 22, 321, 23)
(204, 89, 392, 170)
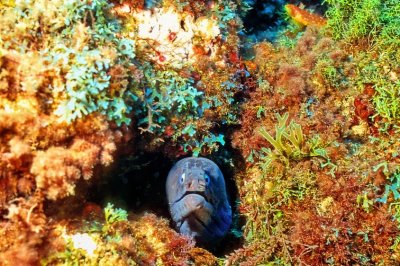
(227, 0, 400, 264)
(111, 0, 245, 156)
(41, 203, 217, 265)
(1, 0, 400, 264)
(0, 0, 241, 264)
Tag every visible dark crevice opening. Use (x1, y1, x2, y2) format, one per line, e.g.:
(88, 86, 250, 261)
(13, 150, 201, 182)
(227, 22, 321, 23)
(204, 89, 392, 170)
(86, 136, 245, 256)
(240, 0, 328, 43)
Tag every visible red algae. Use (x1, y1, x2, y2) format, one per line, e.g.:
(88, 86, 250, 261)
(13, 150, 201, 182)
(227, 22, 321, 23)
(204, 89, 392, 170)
(228, 21, 400, 264)
(1, 0, 400, 264)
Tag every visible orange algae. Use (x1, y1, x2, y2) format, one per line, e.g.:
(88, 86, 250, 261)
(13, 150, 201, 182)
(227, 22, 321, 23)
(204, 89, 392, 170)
(285, 4, 327, 27)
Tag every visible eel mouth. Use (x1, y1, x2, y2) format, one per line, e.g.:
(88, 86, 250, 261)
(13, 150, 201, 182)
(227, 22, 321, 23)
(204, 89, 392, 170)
(175, 193, 216, 234)
(173, 191, 207, 205)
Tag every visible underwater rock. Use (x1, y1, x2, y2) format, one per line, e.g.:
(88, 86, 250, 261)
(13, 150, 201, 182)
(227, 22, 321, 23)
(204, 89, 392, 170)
(166, 157, 232, 245)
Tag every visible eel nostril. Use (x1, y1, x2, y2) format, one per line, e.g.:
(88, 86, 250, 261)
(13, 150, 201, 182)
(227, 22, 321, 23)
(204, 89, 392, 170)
(188, 180, 194, 189)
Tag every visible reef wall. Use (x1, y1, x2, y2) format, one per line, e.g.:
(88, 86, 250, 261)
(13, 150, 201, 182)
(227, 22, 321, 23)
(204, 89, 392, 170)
(0, 0, 400, 265)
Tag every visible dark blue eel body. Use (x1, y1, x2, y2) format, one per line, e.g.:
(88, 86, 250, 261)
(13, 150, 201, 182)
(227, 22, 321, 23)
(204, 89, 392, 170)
(166, 157, 232, 244)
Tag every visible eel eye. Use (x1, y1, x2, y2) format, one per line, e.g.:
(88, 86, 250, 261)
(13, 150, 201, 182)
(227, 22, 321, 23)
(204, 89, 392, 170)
(180, 173, 185, 184)
(204, 174, 210, 185)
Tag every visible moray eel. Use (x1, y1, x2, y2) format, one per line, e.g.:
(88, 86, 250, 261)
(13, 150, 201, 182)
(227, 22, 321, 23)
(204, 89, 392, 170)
(166, 157, 232, 244)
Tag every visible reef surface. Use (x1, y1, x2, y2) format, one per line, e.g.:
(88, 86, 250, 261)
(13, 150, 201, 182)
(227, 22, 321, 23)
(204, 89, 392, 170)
(0, 0, 399, 265)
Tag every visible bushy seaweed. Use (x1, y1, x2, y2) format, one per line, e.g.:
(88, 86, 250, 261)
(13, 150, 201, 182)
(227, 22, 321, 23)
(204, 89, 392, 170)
(134, 67, 229, 156)
(258, 112, 304, 168)
(326, 0, 400, 126)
